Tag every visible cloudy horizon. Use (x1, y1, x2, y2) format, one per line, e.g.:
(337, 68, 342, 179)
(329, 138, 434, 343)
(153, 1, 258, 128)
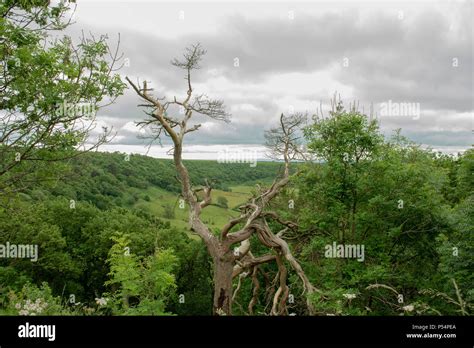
(70, 0, 472, 159)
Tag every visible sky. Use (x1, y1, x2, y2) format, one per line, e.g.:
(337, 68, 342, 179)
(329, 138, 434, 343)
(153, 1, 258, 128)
(66, 0, 472, 159)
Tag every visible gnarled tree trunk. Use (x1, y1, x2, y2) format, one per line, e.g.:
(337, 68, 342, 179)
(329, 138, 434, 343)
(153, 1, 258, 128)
(213, 254, 234, 315)
(127, 45, 320, 316)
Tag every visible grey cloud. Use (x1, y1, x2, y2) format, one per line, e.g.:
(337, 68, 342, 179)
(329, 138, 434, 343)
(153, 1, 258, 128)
(65, 1, 472, 150)
(401, 130, 472, 147)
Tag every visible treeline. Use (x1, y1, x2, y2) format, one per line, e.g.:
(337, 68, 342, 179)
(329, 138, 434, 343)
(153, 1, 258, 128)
(18, 152, 283, 210)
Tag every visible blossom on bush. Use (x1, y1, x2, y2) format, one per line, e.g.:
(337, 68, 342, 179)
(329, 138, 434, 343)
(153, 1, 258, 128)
(343, 293, 357, 300)
(95, 297, 108, 306)
(16, 298, 48, 316)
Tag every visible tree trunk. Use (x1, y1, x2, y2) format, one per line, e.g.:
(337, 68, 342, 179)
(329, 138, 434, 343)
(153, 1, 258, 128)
(212, 255, 234, 315)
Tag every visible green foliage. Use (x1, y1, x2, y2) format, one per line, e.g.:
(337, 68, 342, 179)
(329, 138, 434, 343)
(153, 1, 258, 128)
(0, 0, 126, 194)
(2, 282, 71, 316)
(156, 228, 213, 315)
(305, 102, 383, 163)
(104, 234, 177, 315)
(162, 204, 176, 219)
(0, 199, 78, 294)
(22, 152, 281, 211)
(0, 80, 471, 317)
(216, 196, 228, 208)
(290, 105, 473, 316)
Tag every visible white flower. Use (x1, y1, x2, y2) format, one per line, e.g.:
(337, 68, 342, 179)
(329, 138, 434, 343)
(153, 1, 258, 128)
(15, 303, 21, 310)
(18, 310, 28, 316)
(343, 293, 357, 300)
(403, 305, 414, 312)
(95, 297, 107, 306)
(215, 308, 227, 316)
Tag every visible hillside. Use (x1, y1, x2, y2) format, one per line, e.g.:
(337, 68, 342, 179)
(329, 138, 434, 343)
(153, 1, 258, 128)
(21, 151, 285, 229)
(3, 152, 288, 315)
(24, 152, 281, 209)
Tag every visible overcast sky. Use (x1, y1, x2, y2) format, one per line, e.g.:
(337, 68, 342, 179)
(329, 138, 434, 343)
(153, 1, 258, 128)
(68, 0, 472, 158)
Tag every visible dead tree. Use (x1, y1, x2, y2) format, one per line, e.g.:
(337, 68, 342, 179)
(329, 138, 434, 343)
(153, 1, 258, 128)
(127, 43, 320, 315)
(264, 112, 308, 177)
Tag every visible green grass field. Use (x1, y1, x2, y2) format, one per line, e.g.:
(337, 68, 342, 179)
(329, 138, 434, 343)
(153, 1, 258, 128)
(133, 185, 254, 235)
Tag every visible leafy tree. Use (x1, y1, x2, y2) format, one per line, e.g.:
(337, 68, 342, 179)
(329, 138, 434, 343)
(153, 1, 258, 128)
(0, 0, 126, 194)
(293, 100, 465, 315)
(105, 234, 177, 315)
(303, 99, 383, 241)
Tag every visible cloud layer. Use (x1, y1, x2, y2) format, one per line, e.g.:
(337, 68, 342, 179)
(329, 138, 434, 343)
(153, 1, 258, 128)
(69, 0, 472, 154)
